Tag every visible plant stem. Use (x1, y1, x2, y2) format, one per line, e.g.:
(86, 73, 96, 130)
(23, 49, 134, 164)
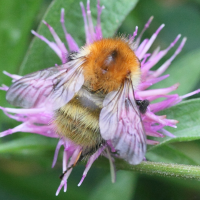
(116, 160, 200, 180)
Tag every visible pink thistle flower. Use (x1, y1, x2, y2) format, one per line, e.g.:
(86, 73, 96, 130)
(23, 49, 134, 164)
(1, 0, 200, 196)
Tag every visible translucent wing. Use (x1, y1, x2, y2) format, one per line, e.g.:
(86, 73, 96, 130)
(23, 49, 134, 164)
(6, 59, 84, 110)
(99, 79, 146, 165)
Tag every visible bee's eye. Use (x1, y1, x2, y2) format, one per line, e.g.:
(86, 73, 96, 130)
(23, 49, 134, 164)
(111, 50, 117, 59)
(104, 50, 117, 66)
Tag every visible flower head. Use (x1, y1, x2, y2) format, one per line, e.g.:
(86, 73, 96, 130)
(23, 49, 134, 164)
(1, 0, 200, 196)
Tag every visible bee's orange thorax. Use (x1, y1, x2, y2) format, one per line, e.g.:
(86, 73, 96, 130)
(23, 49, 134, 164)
(82, 38, 140, 93)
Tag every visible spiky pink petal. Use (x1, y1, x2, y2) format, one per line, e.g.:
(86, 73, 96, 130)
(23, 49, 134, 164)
(135, 16, 153, 47)
(31, 30, 63, 59)
(78, 146, 105, 186)
(43, 20, 68, 63)
(95, 0, 104, 40)
(3, 71, 22, 80)
(60, 9, 79, 52)
(137, 24, 165, 59)
(52, 140, 64, 168)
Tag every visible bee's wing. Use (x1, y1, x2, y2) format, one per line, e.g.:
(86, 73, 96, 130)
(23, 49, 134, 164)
(99, 79, 146, 165)
(6, 59, 84, 110)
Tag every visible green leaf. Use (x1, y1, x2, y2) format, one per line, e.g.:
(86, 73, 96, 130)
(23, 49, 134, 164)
(89, 171, 137, 200)
(171, 141, 200, 165)
(0, 135, 57, 154)
(146, 144, 198, 165)
(150, 49, 200, 95)
(19, 0, 139, 75)
(148, 98, 200, 151)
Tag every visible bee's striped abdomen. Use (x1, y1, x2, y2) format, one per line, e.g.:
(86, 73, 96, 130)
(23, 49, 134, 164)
(54, 95, 104, 156)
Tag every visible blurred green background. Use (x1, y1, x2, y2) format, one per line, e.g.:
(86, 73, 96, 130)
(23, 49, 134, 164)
(0, 0, 200, 199)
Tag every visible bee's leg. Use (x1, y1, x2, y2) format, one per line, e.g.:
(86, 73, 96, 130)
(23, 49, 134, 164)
(59, 150, 82, 179)
(136, 99, 149, 114)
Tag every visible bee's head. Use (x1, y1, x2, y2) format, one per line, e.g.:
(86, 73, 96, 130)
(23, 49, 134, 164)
(80, 38, 141, 93)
